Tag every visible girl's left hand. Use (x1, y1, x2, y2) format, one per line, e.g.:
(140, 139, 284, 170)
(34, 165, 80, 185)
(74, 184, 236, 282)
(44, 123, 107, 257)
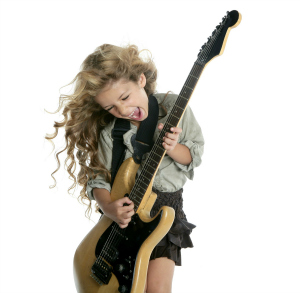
(158, 123, 182, 152)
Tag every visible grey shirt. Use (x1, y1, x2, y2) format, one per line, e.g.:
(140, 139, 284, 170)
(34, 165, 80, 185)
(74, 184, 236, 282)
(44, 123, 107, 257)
(86, 93, 204, 201)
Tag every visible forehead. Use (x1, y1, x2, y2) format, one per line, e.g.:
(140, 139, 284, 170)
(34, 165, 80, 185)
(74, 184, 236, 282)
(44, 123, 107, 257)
(95, 79, 129, 105)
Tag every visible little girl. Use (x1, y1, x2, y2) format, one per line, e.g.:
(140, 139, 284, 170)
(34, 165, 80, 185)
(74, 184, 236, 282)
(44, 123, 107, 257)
(47, 44, 204, 293)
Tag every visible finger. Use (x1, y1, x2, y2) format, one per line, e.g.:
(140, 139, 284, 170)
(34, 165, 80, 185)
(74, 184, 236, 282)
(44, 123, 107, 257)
(162, 142, 173, 150)
(170, 127, 182, 134)
(165, 132, 178, 140)
(121, 214, 131, 220)
(121, 214, 133, 221)
(122, 202, 135, 213)
(120, 216, 131, 223)
(118, 197, 132, 206)
(126, 209, 135, 218)
(158, 123, 164, 130)
(163, 137, 176, 146)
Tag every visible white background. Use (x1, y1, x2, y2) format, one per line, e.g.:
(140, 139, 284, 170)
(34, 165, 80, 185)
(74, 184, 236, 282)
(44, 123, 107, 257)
(0, 0, 299, 292)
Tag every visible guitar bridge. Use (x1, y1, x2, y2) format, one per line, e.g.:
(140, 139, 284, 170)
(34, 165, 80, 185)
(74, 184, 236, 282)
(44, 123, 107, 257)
(91, 261, 112, 284)
(90, 273, 103, 285)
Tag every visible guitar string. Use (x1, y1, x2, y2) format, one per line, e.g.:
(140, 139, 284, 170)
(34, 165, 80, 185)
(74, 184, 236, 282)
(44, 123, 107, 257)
(94, 62, 201, 268)
(130, 65, 201, 205)
(126, 14, 229, 204)
(94, 17, 226, 267)
(94, 13, 229, 271)
(94, 14, 229, 268)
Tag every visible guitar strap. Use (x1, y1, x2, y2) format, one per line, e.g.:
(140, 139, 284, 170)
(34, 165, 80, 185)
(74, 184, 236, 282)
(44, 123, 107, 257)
(110, 94, 159, 187)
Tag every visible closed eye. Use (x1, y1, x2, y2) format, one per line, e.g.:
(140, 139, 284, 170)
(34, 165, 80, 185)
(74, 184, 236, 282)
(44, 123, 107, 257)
(106, 95, 129, 111)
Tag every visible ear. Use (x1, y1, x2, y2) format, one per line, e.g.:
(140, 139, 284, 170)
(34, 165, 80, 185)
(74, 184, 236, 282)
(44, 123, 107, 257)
(139, 73, 146, 88)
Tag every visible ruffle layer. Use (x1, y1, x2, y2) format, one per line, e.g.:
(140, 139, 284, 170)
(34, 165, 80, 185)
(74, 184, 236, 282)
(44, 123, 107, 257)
(149, 188, 196, 266)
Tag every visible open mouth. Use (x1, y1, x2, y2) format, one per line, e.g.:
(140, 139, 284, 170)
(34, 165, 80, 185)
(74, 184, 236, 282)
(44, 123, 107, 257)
(128, 107, 141, 120)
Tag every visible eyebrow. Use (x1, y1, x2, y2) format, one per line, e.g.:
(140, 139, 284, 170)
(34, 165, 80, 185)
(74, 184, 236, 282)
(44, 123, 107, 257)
(103, 92, 125, 109)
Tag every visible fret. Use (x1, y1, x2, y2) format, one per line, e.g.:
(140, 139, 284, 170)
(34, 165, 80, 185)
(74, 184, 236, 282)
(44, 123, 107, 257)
(144, 164, 156, 174)
(147, 157, 159, 169)
(176, 98, 188, 109)
(142, 167, 154, 178)
(132, 190, 146, 200)
(184, 74, 199, 88)
(178, 94, 189, 101)
(177, 98, 189, 110)
(131, 193, 147, 205)
(151, 149, 162, 160)
(152, 148, 164, 157)
(138, 173, 151, 183)
(173, 104, 185, 112)
(189, 74, 199, 80)
(183, 84, 194, 91)
(172, 109, 182, 117)
(155, 144, 165, 152)
(182, 89, 193, 97)
(130, 46, 205, 210)
(147, 154, 161, 165)
(148, 156, 159, 165)
(132, 193, 143, 201)
(133, 187, 146, 197)
(169, 112, 181, 120)
(134, 186, 143, 193)
(173, 104, 184, 112)
(135, 179, 149, 191)
(162, 121, 173, 129)
(181, 89, 192, 96)
(156, 137, 164, 144)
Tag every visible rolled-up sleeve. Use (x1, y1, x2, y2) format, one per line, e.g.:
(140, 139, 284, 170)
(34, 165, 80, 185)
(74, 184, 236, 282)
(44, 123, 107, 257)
(86, 129, 113, 201)
(173, 105, 204, 180)
(86, 175, 112, 201)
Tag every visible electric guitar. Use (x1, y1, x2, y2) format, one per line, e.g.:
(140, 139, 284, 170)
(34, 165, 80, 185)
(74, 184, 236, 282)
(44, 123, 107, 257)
(73, 10, 242, 293)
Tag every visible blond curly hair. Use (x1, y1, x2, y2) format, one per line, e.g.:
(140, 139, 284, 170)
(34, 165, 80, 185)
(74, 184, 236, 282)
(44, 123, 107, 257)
(46, 44, 158, 218)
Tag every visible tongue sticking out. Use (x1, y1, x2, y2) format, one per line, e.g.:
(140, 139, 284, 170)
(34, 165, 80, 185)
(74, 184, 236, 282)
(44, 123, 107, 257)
(131, 107, 140, 119)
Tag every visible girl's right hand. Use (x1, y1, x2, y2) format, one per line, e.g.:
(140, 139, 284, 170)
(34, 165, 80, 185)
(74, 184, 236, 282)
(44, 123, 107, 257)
(102, 197, 135, 229)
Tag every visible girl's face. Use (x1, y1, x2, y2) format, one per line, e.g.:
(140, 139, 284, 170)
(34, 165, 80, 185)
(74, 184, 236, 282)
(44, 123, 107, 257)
(95, 73, 149, 123)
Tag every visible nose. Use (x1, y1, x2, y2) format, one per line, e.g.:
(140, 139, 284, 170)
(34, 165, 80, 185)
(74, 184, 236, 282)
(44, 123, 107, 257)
(117, 104, 128, 117)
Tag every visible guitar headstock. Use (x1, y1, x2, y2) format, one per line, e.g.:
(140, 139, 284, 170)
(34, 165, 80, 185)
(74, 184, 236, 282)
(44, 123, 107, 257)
(197, 10, 242, 66)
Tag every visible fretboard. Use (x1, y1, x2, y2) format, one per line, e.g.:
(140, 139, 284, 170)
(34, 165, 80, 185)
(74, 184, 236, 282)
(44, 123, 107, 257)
(130, 62, 205, 211)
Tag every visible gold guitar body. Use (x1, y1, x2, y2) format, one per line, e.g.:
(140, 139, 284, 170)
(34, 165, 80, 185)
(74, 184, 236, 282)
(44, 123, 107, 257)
(73, 157, 175, 293)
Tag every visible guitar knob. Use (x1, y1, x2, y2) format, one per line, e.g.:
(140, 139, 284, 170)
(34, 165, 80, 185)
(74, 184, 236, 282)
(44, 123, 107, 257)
(118, 285, 129, 293)
(116, 263, 127, 273)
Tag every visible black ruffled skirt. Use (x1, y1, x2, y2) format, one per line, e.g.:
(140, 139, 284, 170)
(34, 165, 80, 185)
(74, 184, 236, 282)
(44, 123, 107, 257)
(149, 187, 196, 266)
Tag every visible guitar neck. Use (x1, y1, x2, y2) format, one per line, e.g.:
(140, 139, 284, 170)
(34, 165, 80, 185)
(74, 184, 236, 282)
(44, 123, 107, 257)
(130, 62, 205, 211)
(129, 9, 241, 211)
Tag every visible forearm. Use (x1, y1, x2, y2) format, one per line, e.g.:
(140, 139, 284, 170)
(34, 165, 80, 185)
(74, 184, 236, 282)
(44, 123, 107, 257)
(92, 188, 134, 229)
(166, 143, 192, 165)
(93, 188, 112, 211)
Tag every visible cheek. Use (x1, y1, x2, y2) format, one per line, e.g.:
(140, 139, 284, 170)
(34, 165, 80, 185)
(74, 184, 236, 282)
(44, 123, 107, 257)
(107, 109, 118, 117)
